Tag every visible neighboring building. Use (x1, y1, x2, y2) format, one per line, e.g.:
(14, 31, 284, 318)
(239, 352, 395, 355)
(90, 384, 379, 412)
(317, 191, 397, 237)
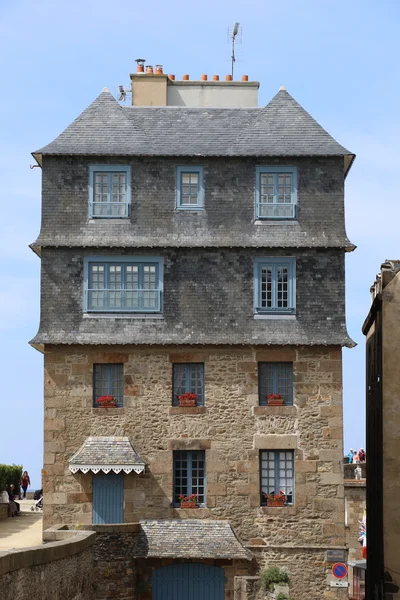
(362, 261, 400, 600)
(31, 64, 355, 599)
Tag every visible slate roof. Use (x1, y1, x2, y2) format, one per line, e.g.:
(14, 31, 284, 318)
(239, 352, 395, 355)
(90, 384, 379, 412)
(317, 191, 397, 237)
(33, 88, 354, 172)
(69, 436, 145, 474)
(136, 520, 252, 560)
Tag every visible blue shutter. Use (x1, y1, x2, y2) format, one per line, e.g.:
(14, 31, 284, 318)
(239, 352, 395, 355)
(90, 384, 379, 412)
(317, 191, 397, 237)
(152, 563, 224, 600)
(92, 473, 124, 524)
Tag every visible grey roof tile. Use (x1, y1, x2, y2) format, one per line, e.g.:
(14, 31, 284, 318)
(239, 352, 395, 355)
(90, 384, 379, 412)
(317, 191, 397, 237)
(34, 89, 353, 163)
(136, 519, 252, 560)
(69, 436, 145, 474)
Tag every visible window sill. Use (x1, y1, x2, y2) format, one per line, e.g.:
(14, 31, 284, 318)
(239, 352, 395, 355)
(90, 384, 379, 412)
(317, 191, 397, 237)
(91, 408, 125, 415)
(254, 314, 296, 320)
(253, 406, 297, 416)
(254, 219, 298, 225)
(260, 506, 297, 516)
(88, 218, 130, 224)
(176, 207, 205, 212)
(83, 313, 164, 320)
(169, 406, 207, 415)
(172, 506, 208, 511)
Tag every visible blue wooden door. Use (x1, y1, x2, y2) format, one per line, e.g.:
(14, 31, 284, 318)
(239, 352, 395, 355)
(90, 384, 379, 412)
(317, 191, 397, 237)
(92, 473, 124, 524)
(152, 563, 224, 600)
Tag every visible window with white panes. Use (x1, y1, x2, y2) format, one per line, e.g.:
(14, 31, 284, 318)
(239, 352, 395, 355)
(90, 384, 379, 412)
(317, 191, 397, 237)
(260, 450, 294, 505)
(84, 257, 163, 313)
(258, 363, 293, 406)
(254, 258, 296, 315)
(256, 167, 297, 219)
(172, 363, 204, 406)
(176, 166, 204, 209)
(173, 451, 205, 506)
(93, 364, 124, 407)
(89, 166, 131, 218)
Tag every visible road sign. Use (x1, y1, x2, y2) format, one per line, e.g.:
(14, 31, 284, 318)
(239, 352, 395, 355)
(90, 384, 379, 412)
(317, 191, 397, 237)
(326, 550, 346, 562)
(330, 581, 349, 588)
(332, 563, 348, 579)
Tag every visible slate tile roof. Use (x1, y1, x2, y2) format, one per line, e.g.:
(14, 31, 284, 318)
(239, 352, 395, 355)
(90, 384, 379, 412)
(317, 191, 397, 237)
(33, 88, 354, 170)
(136, 519, 252, 560)
(69, 436, 145, 474)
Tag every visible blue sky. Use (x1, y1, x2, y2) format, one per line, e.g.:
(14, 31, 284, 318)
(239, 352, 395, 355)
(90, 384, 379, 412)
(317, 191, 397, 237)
(1, 0, 399, 488)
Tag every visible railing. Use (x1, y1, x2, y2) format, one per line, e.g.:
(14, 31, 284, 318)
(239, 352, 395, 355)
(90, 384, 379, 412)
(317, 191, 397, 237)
(86, 289, 161, 312)
(257, 203, 296, 219)
(255, 306, 296, 315)
(89, 202, 130, 218)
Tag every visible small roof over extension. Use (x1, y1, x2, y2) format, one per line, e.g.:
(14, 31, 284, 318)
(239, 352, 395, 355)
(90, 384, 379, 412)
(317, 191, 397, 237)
(33, 88, 354, 175)
(137, 519, 252, 561)
(69, 436, 145, 475)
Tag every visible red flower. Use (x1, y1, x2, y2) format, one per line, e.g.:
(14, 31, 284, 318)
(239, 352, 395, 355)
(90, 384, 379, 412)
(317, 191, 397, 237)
(97, 395, 115, 404)
(177, 393, 198, 402)
(266, 394, 282, 399)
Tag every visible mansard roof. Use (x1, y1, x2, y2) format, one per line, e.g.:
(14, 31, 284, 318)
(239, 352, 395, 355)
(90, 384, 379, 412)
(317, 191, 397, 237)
(33, 88, 354, 174)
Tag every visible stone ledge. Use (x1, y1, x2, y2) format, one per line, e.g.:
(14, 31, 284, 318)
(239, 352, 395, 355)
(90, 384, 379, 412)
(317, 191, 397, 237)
(169, 407, 207, 415)
(85, 523, 141, 533)
(91, 407, 126, 415)
(253, 406, 297, 416)
(254, 434, 298, 449)
(168, 438, 211, 450)
(259, 506, 297, 516)
(0, 525, 95, 577)
(344, 479, 366, 487)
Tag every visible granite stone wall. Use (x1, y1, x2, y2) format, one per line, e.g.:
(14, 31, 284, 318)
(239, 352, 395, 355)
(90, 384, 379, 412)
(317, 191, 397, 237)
(42, 343, 346, 599)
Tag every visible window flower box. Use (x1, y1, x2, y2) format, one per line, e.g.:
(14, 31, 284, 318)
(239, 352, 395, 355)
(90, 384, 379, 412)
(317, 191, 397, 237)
(177, 392, 197, 407)
(179, 494, 198, 508)
(97, 395, 117, 408)
(264, 491, 286, 507)
(266, 394, 284, 406)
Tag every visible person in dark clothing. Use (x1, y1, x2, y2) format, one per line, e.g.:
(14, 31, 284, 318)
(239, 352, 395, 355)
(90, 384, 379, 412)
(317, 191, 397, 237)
(8, 484, 20, 514)
(21, 471, 31, 499)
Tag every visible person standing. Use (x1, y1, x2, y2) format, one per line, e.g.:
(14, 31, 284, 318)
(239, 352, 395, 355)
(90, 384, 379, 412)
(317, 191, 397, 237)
(21, 471, 31, 499)
(347, 449, 354, 464)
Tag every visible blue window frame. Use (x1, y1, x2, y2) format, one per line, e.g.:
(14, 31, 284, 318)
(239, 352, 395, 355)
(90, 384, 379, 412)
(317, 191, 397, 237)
(176, 166, 204, 209)
(172, 363, 205, 406)
(256, 166, 297, 219)
(89, 165, 131, 218)
(258, 363, 293, 406)
(254, 257, 296, 315)
(93, 364, 124, 407)
(173, 450, 206, 506)
(260, 450, 294, 505)
(84, 256, 163, 313)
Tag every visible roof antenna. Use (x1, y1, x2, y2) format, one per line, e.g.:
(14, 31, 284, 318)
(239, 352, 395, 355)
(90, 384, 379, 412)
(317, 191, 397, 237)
(116, 84, 132, 103)
(227, 22, 242, 78)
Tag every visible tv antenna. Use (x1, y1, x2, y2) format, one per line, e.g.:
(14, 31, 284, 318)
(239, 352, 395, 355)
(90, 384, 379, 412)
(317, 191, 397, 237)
(227, 22, 242, 78)
(117, 84, 132, 102)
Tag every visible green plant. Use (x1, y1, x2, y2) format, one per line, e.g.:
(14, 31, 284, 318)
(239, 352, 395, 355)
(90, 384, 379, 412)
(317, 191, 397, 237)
(277, 593, 292, 600)
(0, 464, 23, 496)
(260, 566, 291, 591)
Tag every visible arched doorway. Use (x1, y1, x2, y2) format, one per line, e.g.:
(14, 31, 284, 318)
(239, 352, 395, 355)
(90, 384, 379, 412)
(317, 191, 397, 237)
(151, 562, 225, 600)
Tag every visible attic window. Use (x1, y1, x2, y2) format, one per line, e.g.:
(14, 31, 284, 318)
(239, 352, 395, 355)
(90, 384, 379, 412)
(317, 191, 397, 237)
(256, 166, 297, 219)
(89, 165, 131, 218)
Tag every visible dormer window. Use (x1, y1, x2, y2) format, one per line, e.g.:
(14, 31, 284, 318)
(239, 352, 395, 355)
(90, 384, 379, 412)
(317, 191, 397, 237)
(256, 166, 297, 219)
(89, 165, 131, 218)
(176, 166, 204, 210)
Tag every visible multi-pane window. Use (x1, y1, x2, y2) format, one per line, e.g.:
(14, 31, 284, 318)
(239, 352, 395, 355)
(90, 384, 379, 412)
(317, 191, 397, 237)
(173, 451, 205, 506)
(260, 450, 294, 505)
(176, 166, 204, 209)
(256, 166, 297, 219)
(259, 363, 293, 406)
(172, 363, 205, 406)
(89, 166, 131, 218)
(84, 257, 163, 313)
(254, 258, 296, 314)
(93, 364, 124, 407)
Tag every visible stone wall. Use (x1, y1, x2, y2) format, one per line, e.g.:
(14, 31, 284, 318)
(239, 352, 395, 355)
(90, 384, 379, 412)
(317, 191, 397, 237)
(42, 343, 346, 599)
(0, 527, 95, 600)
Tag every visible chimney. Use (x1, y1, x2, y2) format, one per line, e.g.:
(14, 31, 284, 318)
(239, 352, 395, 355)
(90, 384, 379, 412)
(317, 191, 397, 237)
(130, 60, 168, 106)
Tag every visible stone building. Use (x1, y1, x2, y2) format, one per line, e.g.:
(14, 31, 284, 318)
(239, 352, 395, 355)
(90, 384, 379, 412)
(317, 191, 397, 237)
(362, 261, 400, 600)
(31, 65, 355, 599)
